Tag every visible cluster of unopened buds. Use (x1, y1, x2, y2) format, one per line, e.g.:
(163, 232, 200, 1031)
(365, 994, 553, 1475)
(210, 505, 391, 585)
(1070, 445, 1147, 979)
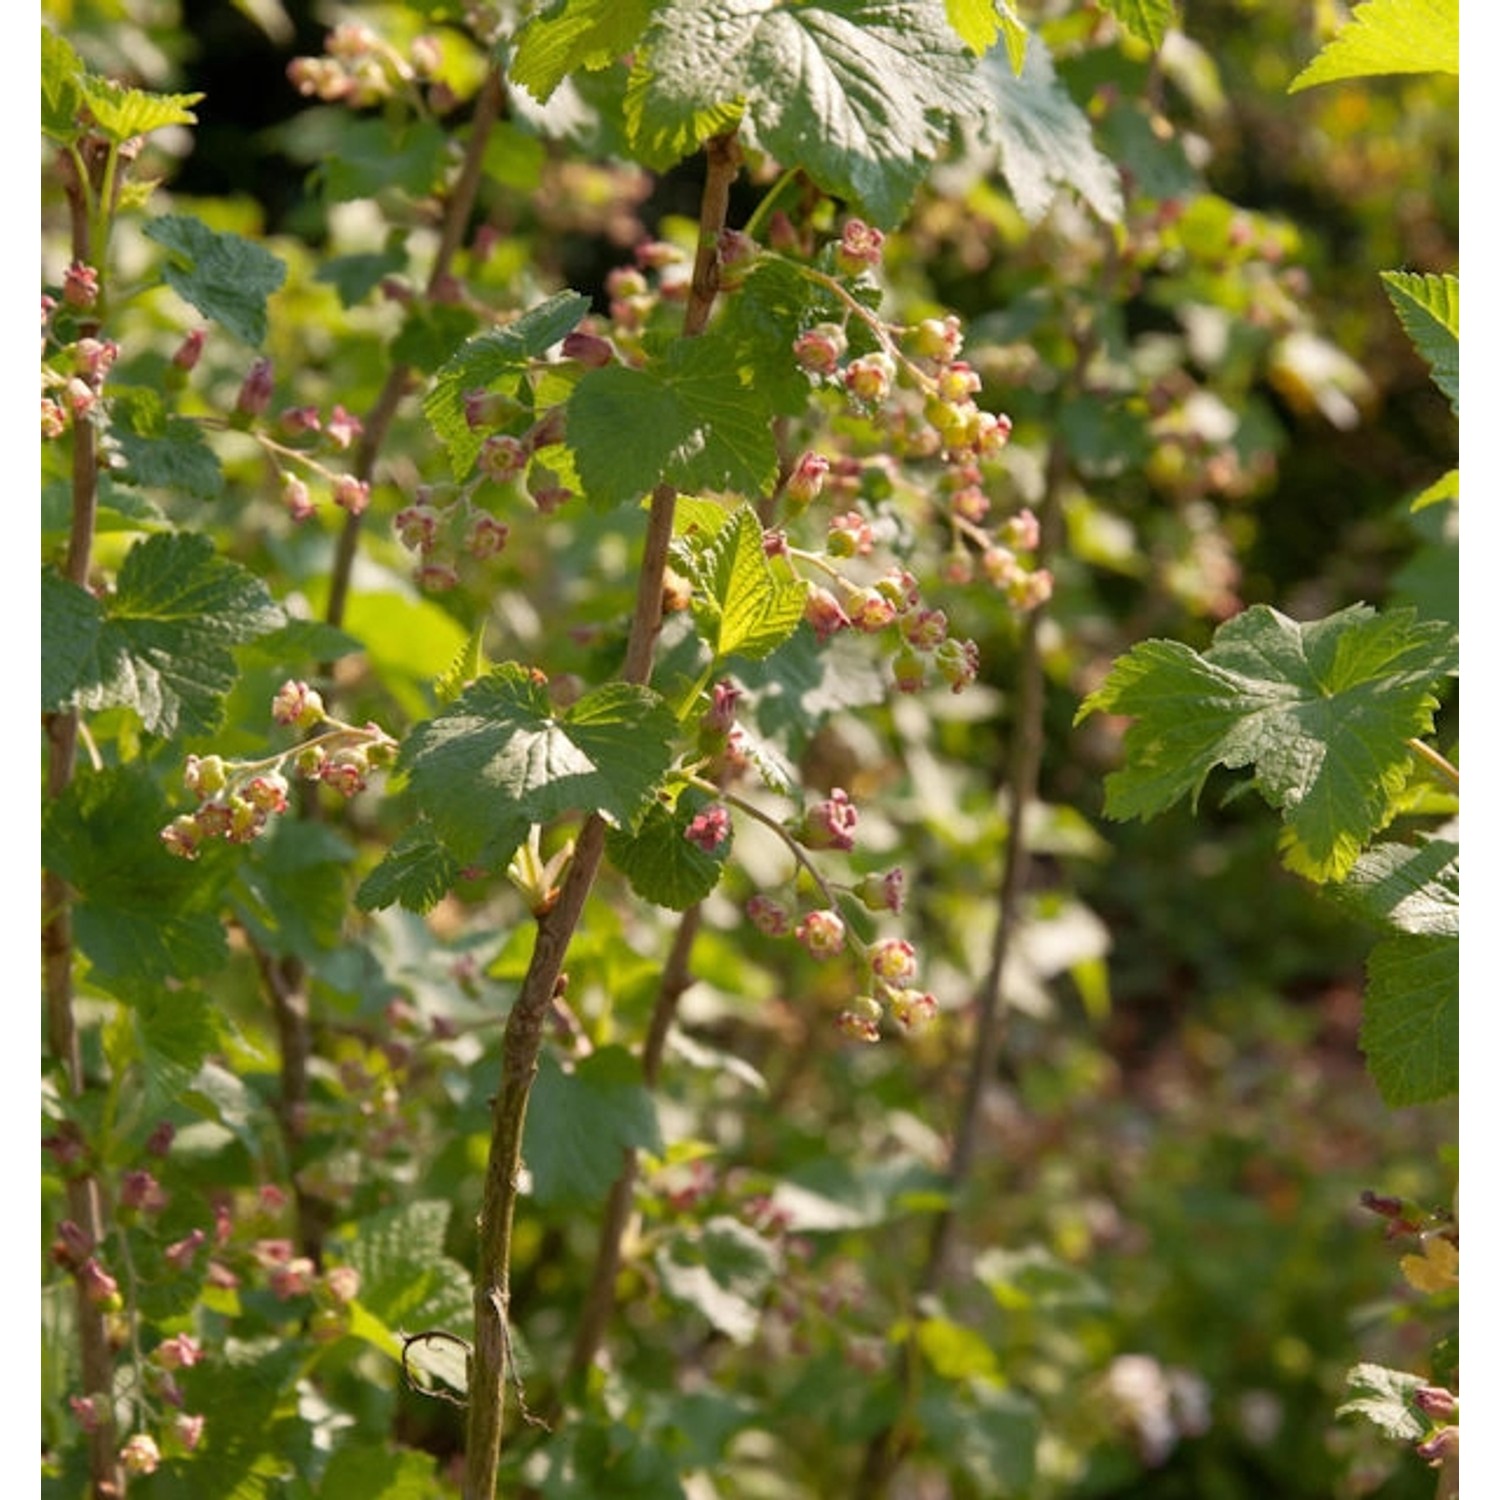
(288, 23, 451, 111)
(715, 775, 933, 1041)
(160, 681, 398, 858)
(41, 273, 117, 440)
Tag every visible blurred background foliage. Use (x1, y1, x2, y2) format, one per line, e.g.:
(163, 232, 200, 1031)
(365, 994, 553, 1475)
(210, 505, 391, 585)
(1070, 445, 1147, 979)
(41, 1, 1457, 1496)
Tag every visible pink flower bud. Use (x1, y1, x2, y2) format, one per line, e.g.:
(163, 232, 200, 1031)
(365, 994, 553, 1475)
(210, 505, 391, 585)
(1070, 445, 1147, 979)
(836, 1000, 882, 1043)
(844, 353, 895, 404)
(785, 451, 830, 508)
(80, 1257, 121, 1308)
(272, 680, 325, 728)
(936, 362, 982, 402)
(120, 1169, 167, 1213)
(120, 1433, 161, 1475)
(236, 357, 275, 418)
(856, 867, 906, 914)
(69, 1394, 106, 1433)
(902, 608, 948, 650)
(466, 513, 510, 559)
(892, 644, 925, 693)
(319, 749, 370, 797)
(52, 1219, 95, 1269)
(835, 219, 885, 275)
(165, 1229, 205, 1269)
(934, 637, 981, 693)
(278, 405, 321, 437)
(63, 261, 100, 309)
(393, 503, 441, 553)
(869, 938, 917, 983)
(409, 33, 442, 76)
(796, 909, 846, 959)
(417, 561, 460, 592)
(827, 511, 874, 558)
(174, 1413, 206, 1453)
(331, 474, 370, 515)
(911, 315, 963, 363)
(160, 815, 204, 859)
(75, 337, 119, 385)
(804, 586, 851, 643)
(951, 485, 990, 523)
(793, 323, 847, 376)
(326, 404, 364, 450)
(271, 1256, 318, 1300)
(244, 773, 290, 814)
(146, 1120, 176, 1157)
(41, 398, 68, 439)
(561, 330, 616, 368)
(1008, 568, 1053, 610)
(153, 1333, 203, 1370)
(974, 409, 1014, 454)
(702, 680, 742, 737)
(846, 587, 897, 633)
(1414, 1386, 1458, 1421)
(325, 1265, 361, 1305)
(684, 804, 731, 853)
(887, 987, 938, 1030)
(746, 894, 790, 936)
(1001, 507, 1040, 552)
(478, 433, 528, 482)
(805, 789, 858, 852)
(173, 328, 206, 370)
(281, 474, 315, 522)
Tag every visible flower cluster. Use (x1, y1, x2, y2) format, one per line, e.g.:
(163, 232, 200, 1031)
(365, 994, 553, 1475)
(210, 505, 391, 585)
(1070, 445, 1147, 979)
(288, 23, 451, 112)
(160, 682, 398, 858)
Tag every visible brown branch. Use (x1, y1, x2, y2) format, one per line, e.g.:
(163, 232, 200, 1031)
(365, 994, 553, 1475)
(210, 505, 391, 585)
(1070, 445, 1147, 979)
(325, 67, 509, 630)
(563, 904, 703, 1391)
(461, 130, 742, 1500)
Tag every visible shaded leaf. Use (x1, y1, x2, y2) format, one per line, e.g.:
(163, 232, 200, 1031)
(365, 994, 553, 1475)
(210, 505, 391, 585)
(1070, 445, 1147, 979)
(316, 247, 408, 308)
(41, 26, 85, 141)
(356, 821, 463, 914)
(41, 570, 102, 712)
(568, 334, 779, 508)
(423, 290, 589, 477)
(399, 665, 677, 866)
(524, 1047, 661, 1207)
(1098, 0, 1178, 50)
(1360, 932, 1457, 1106)
(1381, 271, 1457, 414)
(979, 39, 1123, 223)
(606, 790, 730, 910)
(656, 1215, 778, 1343)
(69, 531, 285, 737)
(143, 216, 287, 346)
(337, 1201, 472, 1333)
(43, 768, 232, 985)
(1289, 0, 1457, 92)
(1076, 604, 1457, 881)
(110, 386, 225, 499)
(1331, 836, 1458, 936)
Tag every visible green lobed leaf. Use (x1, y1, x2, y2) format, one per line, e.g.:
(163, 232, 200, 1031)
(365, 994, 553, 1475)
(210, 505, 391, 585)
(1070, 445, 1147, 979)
(944, 0, 1026, 67)
(356, 821, 463, 913)
(685, 503, 808, 663)
(315, 247, 409, 309)
(399, 665, 678, 865)
(1097, 0, 1179, 50)
(76, 74, 202, 145)
(336, 1201, 472, 1333)
(142, 216, 288, 346)
(109, 386, 225, 499)
(1360, 932, 1457, 1106)
(1331, 835, 1457, 937)
(567, 334, 779, 508)
(1381, 271, 1457, 414)
(312, 117, 451, 203)
(43, 767, 233, 986)
(41, 27, 85, 141)
(1337, 1362, 1430, 1440)
(132, 988, 223, 1122)
(1289, 0, 1458, 92)
(423, 290, 590, 477)
(41, 571, 102, 712)
(318, 1448, 440, 1499)
(605, 790, 731, 910)
(69, 531, 286, 738)
(524, 1047, 662, 1207)
(231, 819, 357, 958)
(1076, 604, 1457, 882)
(175, 1340, 303, 1496)
(655, 1215, 778, 1343)
(625, 0, 996, 227)
(511, 0, 657, 103)
(978, 39, 1123, 224)
(918, 1386, 1039, 1496)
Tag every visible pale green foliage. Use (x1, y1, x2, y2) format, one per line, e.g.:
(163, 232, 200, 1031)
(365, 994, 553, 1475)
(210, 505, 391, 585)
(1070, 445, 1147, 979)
(1380, 271, 1458, 414)
(1288, 0, 1458, 92)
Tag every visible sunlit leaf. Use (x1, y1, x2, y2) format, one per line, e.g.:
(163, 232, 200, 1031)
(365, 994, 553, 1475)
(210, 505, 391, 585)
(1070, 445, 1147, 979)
(1381, 271, 1457, 414)
(1289, 0, 1457, 92)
